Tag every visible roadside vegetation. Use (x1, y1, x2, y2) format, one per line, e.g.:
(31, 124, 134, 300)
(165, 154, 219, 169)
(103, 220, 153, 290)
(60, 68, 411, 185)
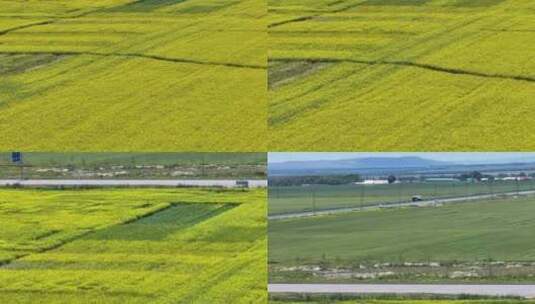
(0, 187, 267, 303)
(0, 152, 266, 179)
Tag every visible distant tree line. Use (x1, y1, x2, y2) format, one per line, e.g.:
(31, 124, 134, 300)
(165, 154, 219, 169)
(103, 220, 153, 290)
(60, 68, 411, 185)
(269, 174, 362, 186)
(455, 171, 535, 182)
(457, 171, 486, 182)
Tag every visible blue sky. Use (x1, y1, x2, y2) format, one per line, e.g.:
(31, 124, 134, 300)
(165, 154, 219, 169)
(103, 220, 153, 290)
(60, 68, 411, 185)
(268, 152, 535, 164)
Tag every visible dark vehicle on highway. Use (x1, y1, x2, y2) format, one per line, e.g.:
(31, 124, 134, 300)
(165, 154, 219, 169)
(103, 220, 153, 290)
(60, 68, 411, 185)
(412, 195, 423, 202)
(236, 180, 249, 188)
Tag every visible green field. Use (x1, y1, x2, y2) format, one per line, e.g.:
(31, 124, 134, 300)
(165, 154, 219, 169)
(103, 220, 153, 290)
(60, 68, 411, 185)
(0, 187, 266, 303)
(269, 196, 535, 283)
(0, 0, 266, 151)
(268, 0, 535, 151)
(269, 180, 535, 214)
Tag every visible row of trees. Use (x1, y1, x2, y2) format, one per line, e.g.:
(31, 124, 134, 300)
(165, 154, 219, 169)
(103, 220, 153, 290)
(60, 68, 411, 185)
(271, 171, 535, 187)
(269, 174, 362, 186)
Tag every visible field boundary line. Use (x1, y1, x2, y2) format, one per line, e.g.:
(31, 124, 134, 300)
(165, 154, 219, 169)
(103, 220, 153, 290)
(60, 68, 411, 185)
(272, 58, 535, 83)
(0, 51, 266, 70)
(268, 0, 372, 28)
(0, 20, 55, 36)
(0, 4, 119, 36)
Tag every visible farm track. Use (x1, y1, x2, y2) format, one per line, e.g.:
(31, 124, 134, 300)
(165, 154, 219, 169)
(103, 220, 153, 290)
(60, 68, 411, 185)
(272, 58, 535, 83)
(0, 51, 266, 70)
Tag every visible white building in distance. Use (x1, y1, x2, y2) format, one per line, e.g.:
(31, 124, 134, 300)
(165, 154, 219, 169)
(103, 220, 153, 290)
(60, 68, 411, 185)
(355, 179, 389, 185)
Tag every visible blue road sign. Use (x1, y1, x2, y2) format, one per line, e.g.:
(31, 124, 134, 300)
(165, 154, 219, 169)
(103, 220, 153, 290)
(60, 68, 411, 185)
(11, 152, 22, 163)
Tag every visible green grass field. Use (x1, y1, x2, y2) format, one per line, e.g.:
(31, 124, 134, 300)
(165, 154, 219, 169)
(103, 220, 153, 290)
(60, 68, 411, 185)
(268, 0, 535, 151)
(0, 0, 266, 151)
(0, 187, 266, 303)
(269, 196, 535, 283)
(269, 180, 535, 214)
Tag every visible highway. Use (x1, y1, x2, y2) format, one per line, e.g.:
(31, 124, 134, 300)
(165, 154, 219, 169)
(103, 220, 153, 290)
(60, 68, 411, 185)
(268, 284, 535, 298)
(0, 179, 267, 188)
(269, 190, 535, 220)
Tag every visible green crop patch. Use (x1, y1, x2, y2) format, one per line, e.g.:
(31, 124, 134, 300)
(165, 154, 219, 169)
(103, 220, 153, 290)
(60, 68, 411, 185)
(109, 0, 188, 12)
(269, 60, 333, 89)
(87, 203, 237, 241)
(361, 0, 430, 6)
(449, 0, 506, 7)
(0, 53, 68, 76)
(177, 1, 240, 14)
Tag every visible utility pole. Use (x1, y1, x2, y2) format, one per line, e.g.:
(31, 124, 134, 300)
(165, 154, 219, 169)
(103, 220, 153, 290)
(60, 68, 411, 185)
(433, 183, 438, 207)
(201, 153, 206, 177)
(312, 185, 317, 215)
(360, 182, 365, 211)
(398, 181, 403, 208)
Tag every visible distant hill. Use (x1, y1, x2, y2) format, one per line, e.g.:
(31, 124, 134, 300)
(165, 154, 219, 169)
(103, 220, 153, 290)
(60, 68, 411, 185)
(269, 156, 452, 173)
(269, 156, 535, 177)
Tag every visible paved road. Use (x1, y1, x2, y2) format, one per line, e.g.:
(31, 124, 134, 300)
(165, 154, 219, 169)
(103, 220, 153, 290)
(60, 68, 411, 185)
(269, 190, 535, 220)
(0, 179, 267, 188)
(269, 284, 535, 298)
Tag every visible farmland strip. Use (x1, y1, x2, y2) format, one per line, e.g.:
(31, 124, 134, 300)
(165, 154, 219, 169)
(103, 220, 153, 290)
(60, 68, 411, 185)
(0, 203, 174, 267)
(273, 58, 535, 83)
(268, 15, 320, 28)
(0, 51, 266, 70)
(0, 20, 55, 36)
(268, 0, 368, 28)
(0, 2, 137, 37)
